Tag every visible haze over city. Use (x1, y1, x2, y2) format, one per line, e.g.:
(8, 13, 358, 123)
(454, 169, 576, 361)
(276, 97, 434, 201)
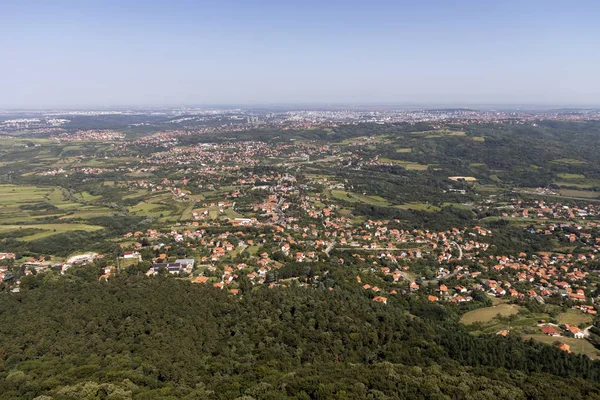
(2, 0, 599, 108)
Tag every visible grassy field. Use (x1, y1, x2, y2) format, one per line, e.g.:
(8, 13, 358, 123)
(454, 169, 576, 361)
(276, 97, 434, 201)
(0, 223, 103, 241)
(551, 158, 585, 165)
(0, 185, 114, 225)
(524, 334, 600, 360)
(129, 202, 166, 217)
(553, 181, 599, 189)
(378, 158, 429, 171)
(556, 173, 586, 180)
(557, 310, 593, 327)
(245, 245, 260, 255)
(460, 304, 521, 325)
(330, 190, 356, 202)
(410, 129, 465, 137)
(395, 202, 441, 212)
(0, 185, 55, 205)
(180, 202, 196, 220)
(558, 189, 600, 199)
(78, 191, 103, 201)
(330, 190, 390, 206)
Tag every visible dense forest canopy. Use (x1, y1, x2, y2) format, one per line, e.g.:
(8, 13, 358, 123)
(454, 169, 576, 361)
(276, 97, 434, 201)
(0, 271, 599, 399)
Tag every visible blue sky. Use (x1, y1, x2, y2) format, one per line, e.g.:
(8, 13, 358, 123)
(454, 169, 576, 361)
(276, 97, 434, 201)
(1, 0, 599, 108)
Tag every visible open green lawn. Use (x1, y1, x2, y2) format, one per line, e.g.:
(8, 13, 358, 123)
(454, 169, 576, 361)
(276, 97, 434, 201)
(78, 191, 103, 201)
(223, 207, 243, 219)
(129, 202, 169, 217)
(330, 190, 357, 203)
(180, 202, 196, 220)
(460, 304, 521, 325)
(524, 334, 600, 360)
(557, 310, 593, 327)
(245, 245, 260, 255)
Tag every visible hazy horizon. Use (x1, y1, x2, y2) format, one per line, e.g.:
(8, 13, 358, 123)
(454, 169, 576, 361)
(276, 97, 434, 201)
(2, 0, 599, 108)
(3, 102, 600, 113)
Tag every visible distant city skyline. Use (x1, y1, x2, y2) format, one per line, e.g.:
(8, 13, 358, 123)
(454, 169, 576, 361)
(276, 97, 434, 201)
(2, 0, 599, 108)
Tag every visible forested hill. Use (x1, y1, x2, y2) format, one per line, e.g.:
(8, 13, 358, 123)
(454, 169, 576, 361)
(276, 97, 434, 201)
(1, 270, 600, 399)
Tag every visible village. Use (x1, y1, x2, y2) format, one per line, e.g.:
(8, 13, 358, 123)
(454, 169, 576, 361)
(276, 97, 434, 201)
(3, 122, 600, 361)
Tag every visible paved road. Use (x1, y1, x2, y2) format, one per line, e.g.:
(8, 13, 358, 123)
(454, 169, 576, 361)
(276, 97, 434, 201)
(324, 240, 336, 256)
(450, 241, 463, 260)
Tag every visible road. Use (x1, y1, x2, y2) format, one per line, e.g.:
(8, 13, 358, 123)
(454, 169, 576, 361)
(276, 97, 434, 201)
(451, 241, 463, 260)
(324, 240, 336, 256)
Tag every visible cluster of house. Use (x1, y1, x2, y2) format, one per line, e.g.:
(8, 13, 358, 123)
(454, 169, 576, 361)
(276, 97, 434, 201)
(0, 252, 16, 260)
(108, 171, 600, 314)
(540, 323, 587, 339)
(485, 198, 598, 222)
(413, 251, 599, 307)
(52, 129, 125, 141)
(145, 141, 335, 170)
(147, 258, 195, 276)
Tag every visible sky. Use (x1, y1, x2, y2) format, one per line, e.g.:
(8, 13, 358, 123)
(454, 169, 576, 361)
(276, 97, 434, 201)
(1, 0, 599, 108)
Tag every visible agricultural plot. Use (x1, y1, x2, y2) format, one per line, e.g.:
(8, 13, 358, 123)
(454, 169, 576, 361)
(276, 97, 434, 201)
(0, 185, 115, 238)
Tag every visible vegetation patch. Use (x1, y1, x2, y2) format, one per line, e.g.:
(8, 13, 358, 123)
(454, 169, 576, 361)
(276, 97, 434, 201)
(460, 304, 521, 325)
(551, 158, 585, 165)
(557, 310, 593, 327)
(0, 223, 104, 241)
(556, 173, 586, 180)
(524, 334, 600, 360)
(558, 189, 600, 199)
